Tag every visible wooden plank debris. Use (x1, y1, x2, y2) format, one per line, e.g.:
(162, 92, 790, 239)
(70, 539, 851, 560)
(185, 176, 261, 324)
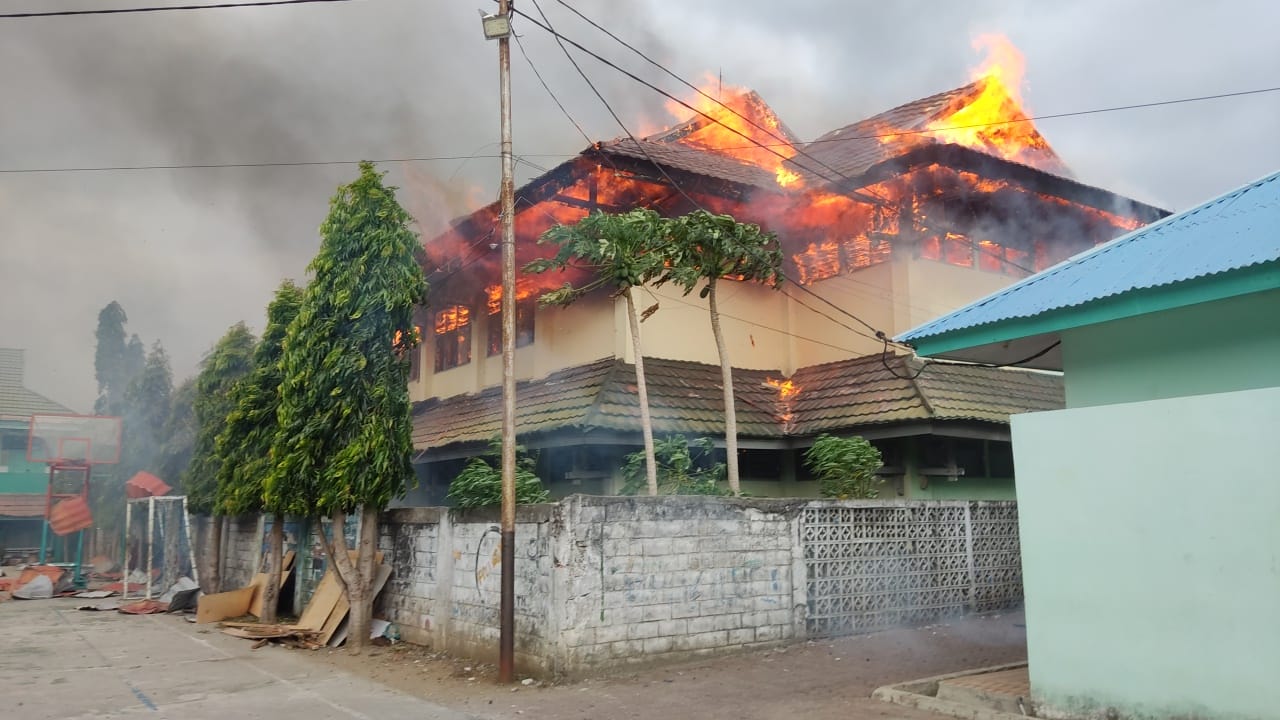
(196, 586, 254, 624)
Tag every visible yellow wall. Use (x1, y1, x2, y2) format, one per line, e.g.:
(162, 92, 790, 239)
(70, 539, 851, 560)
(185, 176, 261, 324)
(410, 256, 1025, 402)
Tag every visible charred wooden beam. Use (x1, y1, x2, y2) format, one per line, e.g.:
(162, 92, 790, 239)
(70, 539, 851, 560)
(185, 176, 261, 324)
(549, 194, 629, 213)
(841, 144, 1170, 223)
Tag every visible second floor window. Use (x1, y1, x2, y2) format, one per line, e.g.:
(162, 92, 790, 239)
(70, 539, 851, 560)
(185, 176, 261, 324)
(487, 300, 535, 356)
(434, 305, 471, 372)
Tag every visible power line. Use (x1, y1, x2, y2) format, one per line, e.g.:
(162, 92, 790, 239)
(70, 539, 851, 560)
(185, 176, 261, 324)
(0, 153, 576, 175)
(523, 0, 707, 213)
(524, 7, 1045, 329)
(0, 0, 356, 19)
(513, 5, 889, 208)
(551, 0, 891, 205)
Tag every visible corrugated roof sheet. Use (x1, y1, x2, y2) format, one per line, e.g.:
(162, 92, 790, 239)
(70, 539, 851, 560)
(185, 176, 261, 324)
(412, 355, 1062, 450)
(898, 169, 1280, 344)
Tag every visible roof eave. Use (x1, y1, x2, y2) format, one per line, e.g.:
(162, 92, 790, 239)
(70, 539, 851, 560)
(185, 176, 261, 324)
(906, 261, 1280, 365)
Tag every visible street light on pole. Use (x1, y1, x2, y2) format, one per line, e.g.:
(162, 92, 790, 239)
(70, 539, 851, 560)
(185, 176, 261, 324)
(480, 1, 517, 684)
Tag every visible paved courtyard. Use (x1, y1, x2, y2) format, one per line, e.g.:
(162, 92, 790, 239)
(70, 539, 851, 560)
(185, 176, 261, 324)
(0, 597, 476, 720)
(1, 595, 1026, 720)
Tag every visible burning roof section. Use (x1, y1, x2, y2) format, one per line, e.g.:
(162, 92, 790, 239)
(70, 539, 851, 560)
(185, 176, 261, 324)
(421, 39, 1168, 304)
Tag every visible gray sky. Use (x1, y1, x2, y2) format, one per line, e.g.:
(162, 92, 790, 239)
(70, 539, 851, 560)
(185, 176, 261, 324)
(2, 0, 1277, 411)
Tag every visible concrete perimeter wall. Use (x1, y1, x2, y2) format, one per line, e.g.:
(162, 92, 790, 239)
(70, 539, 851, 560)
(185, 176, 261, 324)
(215, 495, 1021, 677)
(376, 495, 1020, 677)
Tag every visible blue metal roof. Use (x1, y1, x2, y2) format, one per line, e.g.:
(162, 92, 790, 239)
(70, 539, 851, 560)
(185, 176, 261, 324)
(898, 169, 1280, 345)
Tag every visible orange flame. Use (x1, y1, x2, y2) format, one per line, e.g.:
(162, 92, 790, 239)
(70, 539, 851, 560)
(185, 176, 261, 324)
(434, 305, 470, 334)
(661, 78, 803, 189)
(765, 377, 799, 400)
(923, 34, 1059, 171)
(485, 280, 539, 315)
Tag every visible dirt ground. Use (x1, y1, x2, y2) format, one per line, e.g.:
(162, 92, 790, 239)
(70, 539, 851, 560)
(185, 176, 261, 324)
(310, 610, 1027, 720)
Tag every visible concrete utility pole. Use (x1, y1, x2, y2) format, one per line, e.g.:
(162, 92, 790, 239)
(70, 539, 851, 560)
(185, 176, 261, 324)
(480, 0, 517, 684)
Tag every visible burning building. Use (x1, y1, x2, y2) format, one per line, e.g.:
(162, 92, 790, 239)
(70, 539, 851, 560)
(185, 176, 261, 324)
(402, 39, 1167, 503)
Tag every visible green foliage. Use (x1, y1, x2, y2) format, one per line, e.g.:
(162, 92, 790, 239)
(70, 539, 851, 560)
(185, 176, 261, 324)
(267, 162, 427, 517)
(187, 323, 256, 513)
(446, 439, 550, 509)
(216, 281, 304, 516)
(525, 208, 669, 304)
(653, 210, 784, 298)
(621, 436, 730, 496)
(156, 378, 197, 490)
(803, 434, 884, 500)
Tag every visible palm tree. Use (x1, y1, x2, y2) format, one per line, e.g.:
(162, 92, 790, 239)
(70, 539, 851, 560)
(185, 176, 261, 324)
(526, 209, 669, 496)
(654, 210, 783, 495)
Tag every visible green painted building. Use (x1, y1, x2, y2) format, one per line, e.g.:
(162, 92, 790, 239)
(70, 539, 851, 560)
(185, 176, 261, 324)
(900, 170, 1280, 720)
(0, 349, 74, 558)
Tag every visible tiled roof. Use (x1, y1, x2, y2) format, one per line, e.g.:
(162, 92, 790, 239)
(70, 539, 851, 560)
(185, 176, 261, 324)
(412, 357, 783, 448)
(598, 138, 785, 190)
(789, 354, 1063, 435)
(0, 494, 48, 518)
(899, 169, 1280, 346)
(0, 349, 73, 418)
(412, 354, 1063, 451)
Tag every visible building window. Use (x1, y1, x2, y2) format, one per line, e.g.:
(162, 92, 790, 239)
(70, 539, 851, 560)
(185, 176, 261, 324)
(395, 326, 423, 381)
(487, 301, 535, 357)
(433, 305, 471, 372)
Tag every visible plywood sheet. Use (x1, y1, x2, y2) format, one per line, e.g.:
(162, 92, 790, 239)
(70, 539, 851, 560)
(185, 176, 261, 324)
(320, 563, 389, 648)
(195, 586, 254, 624)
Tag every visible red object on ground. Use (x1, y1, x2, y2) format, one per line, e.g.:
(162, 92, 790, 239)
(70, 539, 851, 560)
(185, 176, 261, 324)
(13, 565, 64, 588)
(118, 599, 169, 614)
(48, 496, 93, 536)
(125, 471, 171, 499)
(99, 581, 148, 593)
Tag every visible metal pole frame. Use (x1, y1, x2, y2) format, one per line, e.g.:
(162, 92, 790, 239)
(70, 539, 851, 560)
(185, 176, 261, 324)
(181, 496, 199, 587)
(146, 497, 155, 600)
(123, 500, 132, 601)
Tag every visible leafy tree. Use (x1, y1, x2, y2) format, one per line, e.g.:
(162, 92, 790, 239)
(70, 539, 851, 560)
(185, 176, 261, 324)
(266, 162, 426, 652)
(187, 323, 256, 590)
(621, 435, 729, 496)
(446, 439, 550, 509)
(216, 280, 303, 623)
(654, 210, 784, 495)
(804, 434, 884, 500)
(526, 209, 668, 496)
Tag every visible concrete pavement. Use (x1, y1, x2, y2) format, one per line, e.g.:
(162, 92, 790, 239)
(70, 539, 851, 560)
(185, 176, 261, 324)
(0, 597, 477, 720)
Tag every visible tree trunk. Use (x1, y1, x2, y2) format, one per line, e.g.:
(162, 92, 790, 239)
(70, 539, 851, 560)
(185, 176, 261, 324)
(321, 507, 378, 654)
(260, 513, 284, 625)
(625, 288, 659, 496)
(707, 281, 740, 495)
(206, 514, 223, 593)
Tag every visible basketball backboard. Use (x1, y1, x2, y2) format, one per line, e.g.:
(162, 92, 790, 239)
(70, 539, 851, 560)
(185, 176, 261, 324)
(27, 414, 122, 465)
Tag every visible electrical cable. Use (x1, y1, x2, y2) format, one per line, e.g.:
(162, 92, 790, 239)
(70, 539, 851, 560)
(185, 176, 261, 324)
(0, 0, 357, 18)
(517, 6, 1038, 325)
(551, 0, 893, 205)
(523, 0, 708, 214)
(514, 5, 890, 208)
(0, 153, 576, 175)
